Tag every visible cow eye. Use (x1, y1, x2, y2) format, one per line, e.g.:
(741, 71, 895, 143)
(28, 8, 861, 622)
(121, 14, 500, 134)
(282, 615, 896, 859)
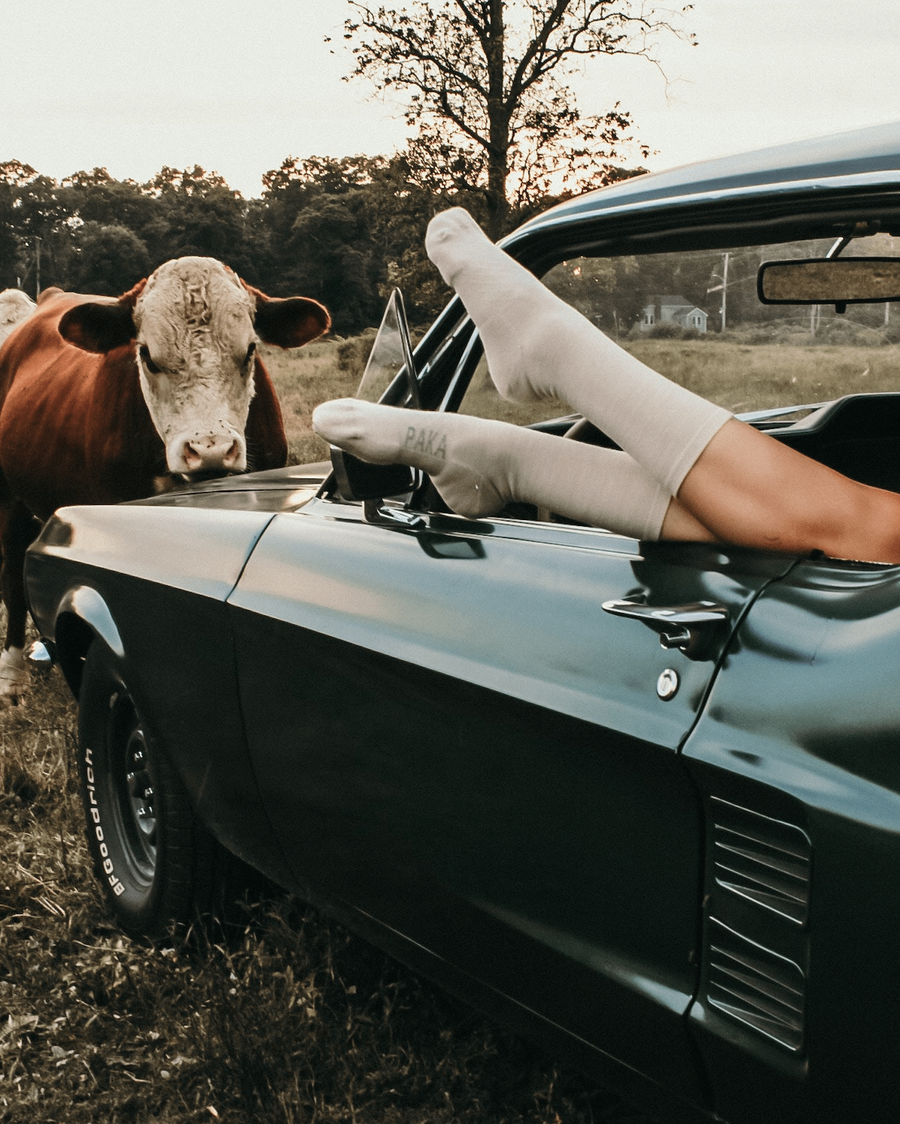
(139, 345, 161, 375)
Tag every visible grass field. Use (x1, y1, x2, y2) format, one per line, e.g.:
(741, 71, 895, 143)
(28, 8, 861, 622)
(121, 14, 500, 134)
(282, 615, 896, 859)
(262, 334, 900, 461)
(260, 338, 368, 467)
(0, 335, 669, 1124)
(3, 330, 896, 1122)
(625, 337, 899, 414)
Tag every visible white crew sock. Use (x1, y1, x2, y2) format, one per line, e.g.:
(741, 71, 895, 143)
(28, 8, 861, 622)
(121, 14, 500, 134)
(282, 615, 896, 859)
(314, 399, 671, 539)
(425, 208, 731, 497)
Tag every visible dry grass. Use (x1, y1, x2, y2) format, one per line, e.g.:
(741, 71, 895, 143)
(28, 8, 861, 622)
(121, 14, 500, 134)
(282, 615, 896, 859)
(267, 333, 900, 467)
(261, 340, 364, 467)
(625, 338, 899, 414)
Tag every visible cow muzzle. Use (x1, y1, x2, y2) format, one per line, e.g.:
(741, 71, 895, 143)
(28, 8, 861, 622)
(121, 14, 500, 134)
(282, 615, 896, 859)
(168, 433, 247, 477)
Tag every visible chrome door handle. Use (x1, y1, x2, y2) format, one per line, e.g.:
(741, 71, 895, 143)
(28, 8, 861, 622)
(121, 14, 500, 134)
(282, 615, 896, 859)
(602, 598, 729, 655)
(363, 499, 426, 530)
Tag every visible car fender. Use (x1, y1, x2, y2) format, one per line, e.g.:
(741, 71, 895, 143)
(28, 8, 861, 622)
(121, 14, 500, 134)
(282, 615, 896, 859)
(54, 584, 124, 658)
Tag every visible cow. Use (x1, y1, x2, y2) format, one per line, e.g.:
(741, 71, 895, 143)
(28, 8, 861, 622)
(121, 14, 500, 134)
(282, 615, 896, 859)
(0, 256, 330, 704)
(0, 289, 37, 348)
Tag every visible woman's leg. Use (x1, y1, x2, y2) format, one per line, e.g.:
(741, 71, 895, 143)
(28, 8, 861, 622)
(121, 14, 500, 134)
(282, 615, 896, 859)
(313, 398, 713, 541)
(674, 418, 900, 561)
(425, 208, 730, 498)
(427, 208, 900, 562)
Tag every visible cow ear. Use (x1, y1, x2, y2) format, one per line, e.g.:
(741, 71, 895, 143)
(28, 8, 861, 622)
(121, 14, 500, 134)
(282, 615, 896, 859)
(253, 293, 331, 349)
(59, 300, 137, 354)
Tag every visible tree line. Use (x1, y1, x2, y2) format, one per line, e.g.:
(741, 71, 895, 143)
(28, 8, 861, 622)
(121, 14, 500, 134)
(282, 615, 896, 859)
(0, 156, 475, 334)
(14, 158, 885, 346)
(0, 154, 647, 336)
(1, 0, 697, 335)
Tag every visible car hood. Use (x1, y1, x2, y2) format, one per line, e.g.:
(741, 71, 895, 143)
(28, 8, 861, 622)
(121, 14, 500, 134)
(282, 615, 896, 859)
(124, 461, 332, 514)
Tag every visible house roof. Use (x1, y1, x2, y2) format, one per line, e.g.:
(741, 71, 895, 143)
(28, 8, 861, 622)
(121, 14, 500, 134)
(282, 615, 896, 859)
(647, 295, 702, 309)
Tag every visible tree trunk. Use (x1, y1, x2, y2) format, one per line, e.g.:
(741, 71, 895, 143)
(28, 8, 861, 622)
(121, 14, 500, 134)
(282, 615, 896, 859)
(484, 0, 510, 239)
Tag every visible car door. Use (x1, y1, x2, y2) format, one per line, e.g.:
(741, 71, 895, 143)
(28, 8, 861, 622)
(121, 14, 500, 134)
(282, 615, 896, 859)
(228, 495, 798, 1100)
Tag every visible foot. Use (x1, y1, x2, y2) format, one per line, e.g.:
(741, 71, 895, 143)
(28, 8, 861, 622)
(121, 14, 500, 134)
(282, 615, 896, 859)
(314, 398, 675, 539)
(425, 208, 732, 498)
(313, 399, 512, 518)
(425, 208, 579, 406)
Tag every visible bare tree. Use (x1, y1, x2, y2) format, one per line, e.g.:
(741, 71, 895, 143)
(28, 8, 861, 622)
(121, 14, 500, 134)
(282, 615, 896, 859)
(340, 0, 694, 235)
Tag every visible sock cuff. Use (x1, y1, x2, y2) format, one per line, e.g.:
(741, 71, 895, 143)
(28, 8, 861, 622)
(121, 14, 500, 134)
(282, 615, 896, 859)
(635, 479, 676, 541)
(659, 404, 732, 497)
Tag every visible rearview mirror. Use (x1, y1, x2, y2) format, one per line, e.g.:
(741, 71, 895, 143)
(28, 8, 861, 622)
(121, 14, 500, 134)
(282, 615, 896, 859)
(758, 258, 900, 304)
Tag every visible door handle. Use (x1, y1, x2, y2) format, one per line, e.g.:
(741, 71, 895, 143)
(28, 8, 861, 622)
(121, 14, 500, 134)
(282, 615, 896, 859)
(602, 598, 729, 656)
(363, 499, 426, 530)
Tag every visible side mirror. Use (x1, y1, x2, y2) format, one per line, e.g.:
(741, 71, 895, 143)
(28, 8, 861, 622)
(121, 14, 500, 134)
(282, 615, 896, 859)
(330, 448, 416, 501)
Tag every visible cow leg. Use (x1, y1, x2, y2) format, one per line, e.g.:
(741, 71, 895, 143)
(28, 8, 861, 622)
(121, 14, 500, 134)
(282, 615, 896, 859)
(0, 500, 39, 706)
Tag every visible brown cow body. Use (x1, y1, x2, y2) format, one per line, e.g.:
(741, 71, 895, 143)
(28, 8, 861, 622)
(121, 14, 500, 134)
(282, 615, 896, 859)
(0, 258, 330, 703)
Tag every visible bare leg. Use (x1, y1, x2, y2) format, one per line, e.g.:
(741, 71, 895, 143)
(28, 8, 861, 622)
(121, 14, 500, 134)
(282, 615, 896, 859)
(675, 419, 900, 562)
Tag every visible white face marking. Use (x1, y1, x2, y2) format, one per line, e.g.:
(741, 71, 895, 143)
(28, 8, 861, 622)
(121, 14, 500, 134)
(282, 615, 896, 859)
(0, 289, 37, 347)
(132, 258, 258, 475)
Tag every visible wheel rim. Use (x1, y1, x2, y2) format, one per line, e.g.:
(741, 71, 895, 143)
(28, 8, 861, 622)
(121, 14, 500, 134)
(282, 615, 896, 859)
(110, 696, 157, 879)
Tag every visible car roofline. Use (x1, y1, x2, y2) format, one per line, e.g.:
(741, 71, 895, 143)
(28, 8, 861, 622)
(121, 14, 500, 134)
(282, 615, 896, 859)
(502, 168, 900, 253)
(502, 121, 900, 242)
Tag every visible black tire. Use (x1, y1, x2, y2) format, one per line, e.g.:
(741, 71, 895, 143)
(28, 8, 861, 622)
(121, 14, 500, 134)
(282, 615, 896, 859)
(77, 640, 255, 939)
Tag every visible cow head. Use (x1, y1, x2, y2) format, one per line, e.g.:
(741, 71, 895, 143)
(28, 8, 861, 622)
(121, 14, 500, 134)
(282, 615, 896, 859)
(58, 257, 330, 477)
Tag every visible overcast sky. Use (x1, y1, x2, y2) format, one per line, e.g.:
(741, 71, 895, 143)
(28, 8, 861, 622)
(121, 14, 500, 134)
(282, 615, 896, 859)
(3, 0, 899, 198)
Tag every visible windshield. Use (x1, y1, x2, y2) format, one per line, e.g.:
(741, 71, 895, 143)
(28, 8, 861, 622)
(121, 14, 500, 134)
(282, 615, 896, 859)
(460, 231, 900, 426)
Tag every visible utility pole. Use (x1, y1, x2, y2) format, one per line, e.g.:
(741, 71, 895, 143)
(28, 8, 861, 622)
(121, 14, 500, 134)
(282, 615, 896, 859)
(706, 252, 730, 332)
(720, 252, 729, 331)
(35, 236, 41, 298)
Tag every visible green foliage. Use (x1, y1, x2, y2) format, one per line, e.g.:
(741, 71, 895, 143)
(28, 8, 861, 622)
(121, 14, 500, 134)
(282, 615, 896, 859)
(0, 154, 476, 334)
(70, 223, 151, 295)
(253, 152, 463, 328)
(640, 321, 703, 340)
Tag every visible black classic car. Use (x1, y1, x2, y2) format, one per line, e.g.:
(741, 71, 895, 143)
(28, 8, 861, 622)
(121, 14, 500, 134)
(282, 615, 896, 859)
(24, 123, 900, 1124)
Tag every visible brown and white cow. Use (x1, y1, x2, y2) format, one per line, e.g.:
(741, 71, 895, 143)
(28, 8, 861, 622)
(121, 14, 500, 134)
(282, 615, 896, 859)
(0, 256, 330, 703)
(0, 289, 37, 348)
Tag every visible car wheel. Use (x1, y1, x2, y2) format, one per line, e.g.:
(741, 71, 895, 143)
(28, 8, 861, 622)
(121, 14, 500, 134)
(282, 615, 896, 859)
(77, 640, 252, 939)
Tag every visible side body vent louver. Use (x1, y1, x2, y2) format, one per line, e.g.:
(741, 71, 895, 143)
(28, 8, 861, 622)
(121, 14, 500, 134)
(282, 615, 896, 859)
(711, 797, 812, 926)
(707, 919, 805, 1051)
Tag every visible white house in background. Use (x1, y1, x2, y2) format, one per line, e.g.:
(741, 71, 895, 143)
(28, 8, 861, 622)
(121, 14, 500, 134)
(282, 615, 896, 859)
(640, 294, 709, 333)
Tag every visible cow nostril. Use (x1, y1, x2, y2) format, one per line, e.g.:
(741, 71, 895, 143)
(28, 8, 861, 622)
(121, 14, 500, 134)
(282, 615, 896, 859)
(181, 438, 242, 472)
(183, 442, 204, 469)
